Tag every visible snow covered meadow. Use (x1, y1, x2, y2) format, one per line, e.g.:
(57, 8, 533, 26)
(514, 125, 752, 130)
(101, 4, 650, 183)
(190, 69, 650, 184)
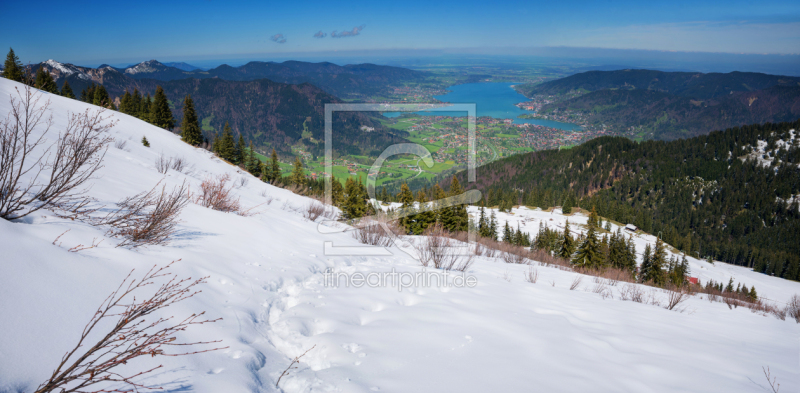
(0, 77, 798, 393)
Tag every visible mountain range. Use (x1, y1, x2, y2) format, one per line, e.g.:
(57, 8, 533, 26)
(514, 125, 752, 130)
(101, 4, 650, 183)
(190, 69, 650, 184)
(34, 59, 414, 155)
(517, 69, 800, 140)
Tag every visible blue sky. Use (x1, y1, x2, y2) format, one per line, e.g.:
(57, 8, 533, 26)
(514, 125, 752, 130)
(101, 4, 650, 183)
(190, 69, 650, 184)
(1, 0, 798, 66)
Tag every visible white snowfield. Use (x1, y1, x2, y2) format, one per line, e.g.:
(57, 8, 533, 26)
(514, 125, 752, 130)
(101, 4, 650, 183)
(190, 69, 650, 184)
(0, 77, 798, 393)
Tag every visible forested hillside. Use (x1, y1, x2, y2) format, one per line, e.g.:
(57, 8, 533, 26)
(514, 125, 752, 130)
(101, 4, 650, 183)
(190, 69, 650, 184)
(453, 119, 800, 280)
(517, 69, 800, 99)
(516, 69, 800, 140)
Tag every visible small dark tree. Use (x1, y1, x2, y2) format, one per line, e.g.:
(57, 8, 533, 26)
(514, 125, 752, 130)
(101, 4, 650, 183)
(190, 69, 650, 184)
(2, 47, 23, 82)
(141, 136, 150, 147)
(291, 156, 306, 186)
(149, 86, 174, 129)
(216, 122, 235, 161)
(60, 80, 75, 99)
(180, 95, 202, 145)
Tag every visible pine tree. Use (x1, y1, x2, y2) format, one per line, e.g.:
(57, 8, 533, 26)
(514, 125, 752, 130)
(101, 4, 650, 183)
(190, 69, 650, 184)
(571, 223, 603, 268)
(443, 176, 468, 232)
(412, 191, 435, 234)
(269, 148, 281, 183)
(478, 207, 491, 238)
(748, 286, 758, 301)
(60, 80, 75, 99)
(489, 210, 498, 241)
(398, 183, 415, 232)
(556, 220, 576, 259)
(588, 206, 600, 228)
(141, 136, 150, 147)
(235, 135, 245, 165)
(343, 177, 368, 220)
(150, 86, 174, 129)
(217, 122, 236, 162)
(92, 85, 110, 107)
(39, 69, 58, 94)
(502, 222, 512, 243)
(562, 194, 573, 214)
(141, 93, 152, 121)
(640, 244, 652, 282)
(180, 95, 203, 146)
(330, 177, 344, 206)
(2, 48, 23, 82)
(291, 156, 306, 186)
(246, 142, 260, 175)
(646, 238, 668, 286)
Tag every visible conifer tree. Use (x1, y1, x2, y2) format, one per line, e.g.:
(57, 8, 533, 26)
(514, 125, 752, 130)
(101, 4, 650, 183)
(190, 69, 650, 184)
(478, 207, 491, 238)
(502, 222, 512, 243)
(235, 135, 245, 165)
(180, 95, 203, 145)
(748, 286, 758, 301)
(291, 156, 306, 186)
(60, 80, 75, 99)
(343, 177, 368, 219)
(141, 93, 152, 121)
(92, 85, 111, 107)
(571, 222, 604, 268)
(141, 136, 150, 147)
(443, 176, 468, 232)
(556, 220, 576, 259)
(489, 210, 498, 241)
(644, 238, 668, 286)
(2, 48, 23, 82)
(269, 148, 281, 183)
(398, 183, 415, 232)
(217, 122, 236, 162)
(562, 194, 573, 214)
(41, 69, 58, 94)
(330, 177, 344, 206)
(246, 142, 260, 175)
(431, 184, 447, 224)
(150, 86, 174, 129)
(588, 206, 600, 228)
(412, 191, 434, 234)
(640, 244, 652, 282)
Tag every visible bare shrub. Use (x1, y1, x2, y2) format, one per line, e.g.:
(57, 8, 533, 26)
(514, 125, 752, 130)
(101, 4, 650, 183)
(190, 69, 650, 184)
(592, 281, 609, 296)
(193, 174, 241, 213)
(763, 366, 781, 393)
(525, 267, 539, 284)
(276, 345, 316, 388)
(1, 85, 114, 220)
(621, 284, 644, 303)
(787, 295, 800, 323)
(155, 154, 171, 174)
(235, 176, 248, 188)
(646, 289, 662, 307)
(570, 276, 583, 290)
(304, 201, 325, 221)
(502, 248, 528, 264)
(414, 224, 473, 271)
(33, 262, 225, 393)
(101, 181, 188, 248)
(665, 285, 690, 311)
(113, 138, 127, 149)
(353, 219, 394, 247)
(170, 156, 186, 172)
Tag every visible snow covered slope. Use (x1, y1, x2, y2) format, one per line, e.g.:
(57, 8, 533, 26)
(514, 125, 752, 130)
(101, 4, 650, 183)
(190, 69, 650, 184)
(1, 78, 798, 393)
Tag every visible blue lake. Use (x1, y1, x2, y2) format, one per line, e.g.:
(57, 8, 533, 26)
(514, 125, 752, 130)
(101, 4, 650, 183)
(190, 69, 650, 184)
(383, 82, 583, 131)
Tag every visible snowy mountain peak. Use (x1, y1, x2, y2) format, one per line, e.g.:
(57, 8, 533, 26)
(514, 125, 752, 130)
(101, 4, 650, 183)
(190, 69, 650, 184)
(40, 59, 91, 80)
(124, 59, 166, 74)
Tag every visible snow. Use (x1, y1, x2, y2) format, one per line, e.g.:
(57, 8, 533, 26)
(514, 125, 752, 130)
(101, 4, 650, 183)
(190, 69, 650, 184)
(741, 129, 798, 169)
(124, 60, 162, 75)
(1, 77, 799, 393)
